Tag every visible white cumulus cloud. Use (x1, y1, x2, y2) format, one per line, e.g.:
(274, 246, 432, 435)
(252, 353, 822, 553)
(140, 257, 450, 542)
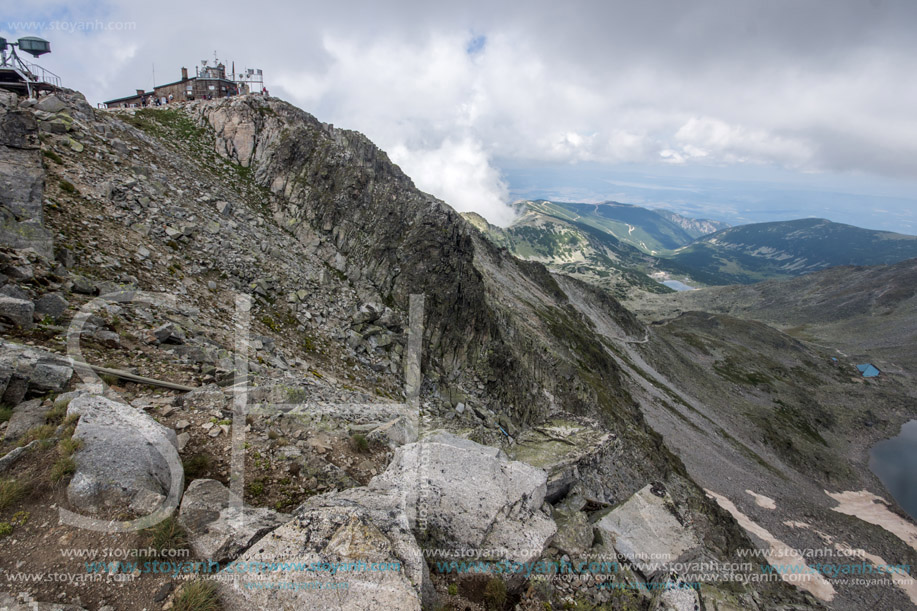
(390, 137, 515, 226)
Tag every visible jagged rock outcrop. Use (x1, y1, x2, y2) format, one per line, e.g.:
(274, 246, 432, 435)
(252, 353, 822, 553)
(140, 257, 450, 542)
(196, 96, 641, 430)
(509, 415, 615, 502)
(66, 394, 183, 515)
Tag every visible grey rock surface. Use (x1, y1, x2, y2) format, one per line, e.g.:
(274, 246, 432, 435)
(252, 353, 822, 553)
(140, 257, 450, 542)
(219, 508, 423, 611)
(34, 292, 68, 320)
(0, 340, 73, 401)
(176, 383, 227, 411)
(66, 394, 183, 515)
(0, 100, 51, 257)
(3, 398, 46, 441)
(0, 295, 34, 329)
(29, 362, 73, 392)
(36, 95, 68, 114)
(370, 430, 556, 562)
(178, 478, 288, 563)
(595, 484, 700, 578)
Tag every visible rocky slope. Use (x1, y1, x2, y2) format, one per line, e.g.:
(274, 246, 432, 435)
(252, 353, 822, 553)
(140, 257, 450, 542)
(0, 87, 913, 610)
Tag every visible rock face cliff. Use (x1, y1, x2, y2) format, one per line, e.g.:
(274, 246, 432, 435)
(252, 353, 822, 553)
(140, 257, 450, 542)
(5, 88, 912, 611)
(195, 95, 654, 448)
(0, 92, 53, 258)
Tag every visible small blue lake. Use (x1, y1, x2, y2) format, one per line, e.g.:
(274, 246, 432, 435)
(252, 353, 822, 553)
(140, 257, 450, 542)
(662, 280, 696, 291)
(869, 420, 917, 521)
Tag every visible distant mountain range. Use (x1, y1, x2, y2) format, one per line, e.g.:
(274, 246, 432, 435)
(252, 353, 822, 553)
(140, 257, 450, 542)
(464, 201, 917, 290)
(462, 202, 674, 298)
(665, 218, 917, 285)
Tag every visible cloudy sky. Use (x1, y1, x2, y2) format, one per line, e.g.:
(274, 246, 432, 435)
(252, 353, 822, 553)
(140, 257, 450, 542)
(7, 0, 917, 229)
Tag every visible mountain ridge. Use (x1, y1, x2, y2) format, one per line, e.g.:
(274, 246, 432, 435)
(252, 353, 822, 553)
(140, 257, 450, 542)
(468, 201, 917, 289)
(665, 217, 917, 285)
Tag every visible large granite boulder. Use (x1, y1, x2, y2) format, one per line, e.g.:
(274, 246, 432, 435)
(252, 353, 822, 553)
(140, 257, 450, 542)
(595, 483, 701, 579)
(219, 432, 557, 609)
(178, 479, 288, 564)
(219, 487, 426, 610)
(372, 431, 556, 562)
(66, 394, 183, 516)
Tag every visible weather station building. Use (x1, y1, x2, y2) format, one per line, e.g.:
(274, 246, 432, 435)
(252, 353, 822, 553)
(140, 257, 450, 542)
(103, 58, 264, 108)
(0, 35, 61, 97)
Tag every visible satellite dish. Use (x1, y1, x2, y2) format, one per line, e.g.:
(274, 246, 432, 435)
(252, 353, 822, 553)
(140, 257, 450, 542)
(17, 36, 50, 57)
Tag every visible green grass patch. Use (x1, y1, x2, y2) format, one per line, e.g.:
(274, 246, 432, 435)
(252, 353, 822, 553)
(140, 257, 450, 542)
(42, 149, 63, 164)
(484, 578, 507, 610)
(57, 437, 83, 457)
(19, 424, 56, 446)
(45, 400, 70, 425)
(182, 454, 214, 479)
(172, 579, 220, 611)
(350, 433, 369, 454)
(140, 516, 188, 557)
(0, 479, 26, 510)
(260, 315, 281, 333)
(50, 457, 76, 484)
(246, 480, 264, 498)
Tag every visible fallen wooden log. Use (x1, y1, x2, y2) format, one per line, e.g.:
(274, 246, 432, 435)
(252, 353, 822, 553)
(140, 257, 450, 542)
(75, 362, 196, 392)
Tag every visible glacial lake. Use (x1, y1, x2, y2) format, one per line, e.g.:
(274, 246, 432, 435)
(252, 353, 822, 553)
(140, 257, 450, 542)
(869, 420, 917, 521)
(662, 280, 696, 291)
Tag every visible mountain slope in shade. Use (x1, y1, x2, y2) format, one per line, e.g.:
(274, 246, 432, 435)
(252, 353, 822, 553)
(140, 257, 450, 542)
(664, 218, 917, 285)
(629, 257, 917, 372)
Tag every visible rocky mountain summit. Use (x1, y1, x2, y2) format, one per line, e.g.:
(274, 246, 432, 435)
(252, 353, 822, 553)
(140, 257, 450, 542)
(0, 87, 913, 610)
